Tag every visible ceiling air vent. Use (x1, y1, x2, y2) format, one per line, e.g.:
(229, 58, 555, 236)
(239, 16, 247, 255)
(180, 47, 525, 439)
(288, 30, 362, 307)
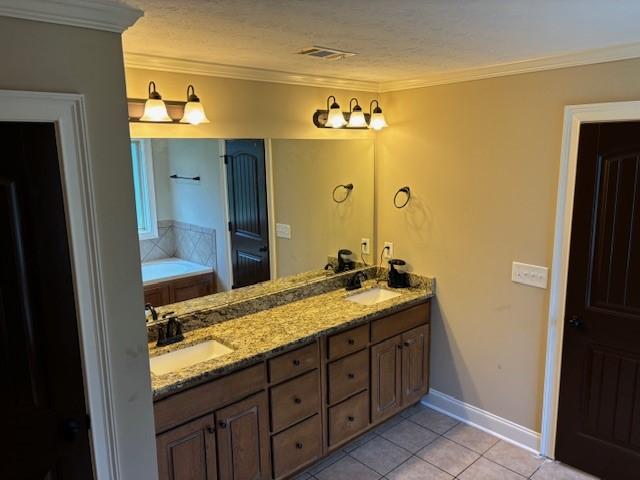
(299, 46, 356, 61)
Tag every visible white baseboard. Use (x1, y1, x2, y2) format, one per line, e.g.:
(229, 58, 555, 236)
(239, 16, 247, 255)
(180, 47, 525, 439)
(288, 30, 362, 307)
(421, 389, 541, 454)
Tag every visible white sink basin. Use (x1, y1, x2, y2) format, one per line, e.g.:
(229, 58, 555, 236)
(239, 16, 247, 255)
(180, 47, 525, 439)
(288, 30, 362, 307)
(346, 287, 402, 306)
(150, 340, 234, 376)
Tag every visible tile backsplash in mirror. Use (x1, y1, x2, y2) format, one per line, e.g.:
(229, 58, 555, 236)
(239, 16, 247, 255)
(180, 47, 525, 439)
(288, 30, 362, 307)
(139, 219, 217, 268)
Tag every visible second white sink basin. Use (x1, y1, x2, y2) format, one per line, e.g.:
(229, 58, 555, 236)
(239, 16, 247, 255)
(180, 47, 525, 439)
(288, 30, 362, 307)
(346, 287, 402, 306)
(150, 340, 234, 376)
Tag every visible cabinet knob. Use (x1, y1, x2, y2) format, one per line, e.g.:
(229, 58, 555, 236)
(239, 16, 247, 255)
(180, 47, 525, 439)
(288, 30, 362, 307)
(347, 338, 355, 345)
(292, 359, 301, 366)
(404, 341, 410, 347)
(206, 425, 215, 434)
(348, 415, 355, 422)
(295, 442, 304, 450)
(218, 420, 227, 429)
(294, 397, 302, 404)
(397, 344, 403, 350)
(348, 373, 355, 379)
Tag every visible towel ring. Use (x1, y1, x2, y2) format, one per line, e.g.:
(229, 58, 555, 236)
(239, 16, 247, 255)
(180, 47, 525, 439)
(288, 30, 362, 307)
(393, 186, 411, 208)
(332, 183, 354, 203)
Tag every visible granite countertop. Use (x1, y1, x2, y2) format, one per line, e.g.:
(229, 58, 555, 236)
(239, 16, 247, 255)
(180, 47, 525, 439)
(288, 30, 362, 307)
(149, 280, 433, 400)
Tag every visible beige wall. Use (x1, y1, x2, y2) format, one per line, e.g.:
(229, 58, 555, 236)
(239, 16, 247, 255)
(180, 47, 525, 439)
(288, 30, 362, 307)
(377, 58, 640, 431)
(271, 139, 375, 276)
(126, 67, 377, 140)
(0, 17, 157, 478)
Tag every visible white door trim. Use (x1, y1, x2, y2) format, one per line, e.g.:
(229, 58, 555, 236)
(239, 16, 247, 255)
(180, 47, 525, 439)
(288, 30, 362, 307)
(265, 139, 278, 280)
(540, 100, 640, 458)
(0, 89, 120, 478)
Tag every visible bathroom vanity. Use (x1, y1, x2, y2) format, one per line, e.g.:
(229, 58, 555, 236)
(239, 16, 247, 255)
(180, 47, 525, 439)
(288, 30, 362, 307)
(148, 271, 433, 480)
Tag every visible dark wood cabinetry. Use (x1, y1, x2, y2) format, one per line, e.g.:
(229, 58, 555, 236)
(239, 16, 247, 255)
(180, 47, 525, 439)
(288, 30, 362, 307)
(216, 392, 271, 480)
(144, 272, 215, 307)
(156, 414, 218, 480)
(154, 300, 430, 480)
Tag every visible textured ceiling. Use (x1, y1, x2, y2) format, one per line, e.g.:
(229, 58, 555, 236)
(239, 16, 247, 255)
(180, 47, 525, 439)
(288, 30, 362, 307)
(123, 0, 640, 83)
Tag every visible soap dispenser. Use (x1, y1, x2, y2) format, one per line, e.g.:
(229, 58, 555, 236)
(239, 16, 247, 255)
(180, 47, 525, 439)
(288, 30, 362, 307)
(388, 259, 410, 288)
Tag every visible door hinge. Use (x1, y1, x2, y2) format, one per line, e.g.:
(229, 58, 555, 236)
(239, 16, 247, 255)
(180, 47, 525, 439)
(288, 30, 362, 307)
(86, 414, 91, 430)
(228, 221, 232, 232)
(221, 154, 230, 165)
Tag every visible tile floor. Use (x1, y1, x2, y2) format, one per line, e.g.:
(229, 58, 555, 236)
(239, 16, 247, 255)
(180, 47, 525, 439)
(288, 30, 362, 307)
(297, 404, 598, 480)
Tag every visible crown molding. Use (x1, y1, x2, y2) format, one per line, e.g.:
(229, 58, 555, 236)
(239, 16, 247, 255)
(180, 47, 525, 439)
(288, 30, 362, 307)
(0, 0, 143, 33)
(123, 52, 380, 93)
(379, 41, 640, 92)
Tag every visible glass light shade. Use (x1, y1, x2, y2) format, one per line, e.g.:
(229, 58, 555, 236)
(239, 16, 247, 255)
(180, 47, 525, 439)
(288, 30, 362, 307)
(326, 105, 347, 128)
(347, 108, 367, 128)
(140, 98, 172, 122)
(180, 101, 210, 125)
(368, 111, 388, 130)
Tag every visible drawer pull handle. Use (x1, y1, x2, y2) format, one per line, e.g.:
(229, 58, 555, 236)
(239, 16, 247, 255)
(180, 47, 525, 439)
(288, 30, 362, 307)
(348, 415, 355, 422)
(292, 359, 301, 366)
(404, 341, 411, 347)
(347, 338, 355, 345)
(218, 421, 227, 429)
(397, 344, 403, 350)
(348, 373, 355, 379)
(296, 442, 304, 449)
(294, 397, 302, 404)
(206, 425, 215, 434)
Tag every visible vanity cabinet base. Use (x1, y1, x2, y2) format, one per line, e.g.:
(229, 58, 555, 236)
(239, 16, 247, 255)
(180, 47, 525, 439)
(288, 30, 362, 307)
(144, 272, 215, 307)
(154, 299, 430, 480)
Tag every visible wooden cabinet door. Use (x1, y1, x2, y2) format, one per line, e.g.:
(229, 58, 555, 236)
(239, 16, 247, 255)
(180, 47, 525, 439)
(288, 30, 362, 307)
(401, 325, 430, 405)
(216, 391, 271, 480)
(371, 335, 402, 423)
(145, 283, 171, 307)
(157, 414, 218, 480)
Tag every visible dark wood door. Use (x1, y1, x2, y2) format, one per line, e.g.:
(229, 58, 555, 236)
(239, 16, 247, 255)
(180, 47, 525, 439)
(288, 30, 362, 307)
(371, 335, 402, 423)
(225, 140, 270, 289)
(556, 121, 640, 479)
(157, 414, 218, 480)
(401, 325, 430, 405)
(0, 122, 93, 479)
(215, 391, 271, 480)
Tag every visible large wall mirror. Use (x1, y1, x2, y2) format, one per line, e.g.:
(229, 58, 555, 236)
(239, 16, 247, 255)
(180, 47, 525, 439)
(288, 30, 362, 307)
(132, 138, 374, 309)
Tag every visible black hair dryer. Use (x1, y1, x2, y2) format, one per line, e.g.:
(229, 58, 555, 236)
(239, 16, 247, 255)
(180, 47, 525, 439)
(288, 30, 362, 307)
(388, 259, 410, 288)
(336, 249, 355, 273)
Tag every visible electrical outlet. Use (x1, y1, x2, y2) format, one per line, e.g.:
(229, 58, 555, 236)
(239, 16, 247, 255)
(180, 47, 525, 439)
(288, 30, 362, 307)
(361, 238, 370, 255)
(383, 242, 393, 259)
(511, 261, 549, 289)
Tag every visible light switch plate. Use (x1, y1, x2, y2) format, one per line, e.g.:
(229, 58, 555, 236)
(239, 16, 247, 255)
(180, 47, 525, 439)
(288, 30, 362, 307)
(511, 261, 549, 289)
(275, 223, 291, 239)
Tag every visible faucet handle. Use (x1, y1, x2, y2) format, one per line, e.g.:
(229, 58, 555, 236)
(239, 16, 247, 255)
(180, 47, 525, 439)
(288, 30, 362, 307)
(157, 324, 166, 343)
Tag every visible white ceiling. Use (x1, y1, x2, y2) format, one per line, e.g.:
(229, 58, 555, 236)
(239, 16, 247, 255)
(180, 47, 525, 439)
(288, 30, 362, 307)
(123, 0, 640, 86)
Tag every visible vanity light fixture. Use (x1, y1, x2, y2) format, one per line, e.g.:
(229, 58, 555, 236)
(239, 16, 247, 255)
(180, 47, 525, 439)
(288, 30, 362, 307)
(313, 96, 388, 130)
(180, 85, 210, 125)
(139, 81, 172, 122)
(326, 96, 347, 128)
(347, 98, 367, 128)
(368, 100, 388, 130)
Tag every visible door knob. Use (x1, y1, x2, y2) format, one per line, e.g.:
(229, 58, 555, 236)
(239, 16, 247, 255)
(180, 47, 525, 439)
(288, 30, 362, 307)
(259, 245, 268, 252)
(62, 418, 82, 441)
(568, 316, 584, 328)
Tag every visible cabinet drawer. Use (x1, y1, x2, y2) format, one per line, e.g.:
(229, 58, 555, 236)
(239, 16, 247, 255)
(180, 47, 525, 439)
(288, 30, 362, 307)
(271, 414, 322, 479)
(270, 370, 320, 432)
(327, 349, 369, 405)
(328, 390, 369, 446)
(327, 324, 369, 360)
(268, 342, 318, 384)
(371, 302, 430, 344)
(154, 363, 266, 433)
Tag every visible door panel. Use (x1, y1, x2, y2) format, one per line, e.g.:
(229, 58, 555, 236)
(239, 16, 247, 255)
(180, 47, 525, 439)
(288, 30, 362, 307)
(225, 140, 270, 288)
(401, 325, 430, 405)
(0, 122, 93, 479)
(157, 414, 218, 480)
(216, 391, 271, 480)
(371, 335, 402, 423)
(557, 121, 640, 479)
